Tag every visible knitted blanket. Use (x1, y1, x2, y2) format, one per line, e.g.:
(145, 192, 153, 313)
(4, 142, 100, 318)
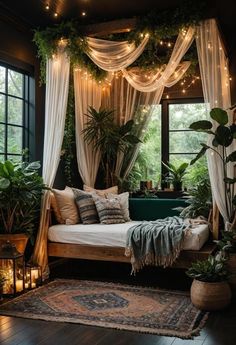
(125, 216, 190, 274)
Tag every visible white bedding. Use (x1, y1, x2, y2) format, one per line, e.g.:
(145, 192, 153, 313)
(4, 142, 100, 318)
(48, 221, 209, 251)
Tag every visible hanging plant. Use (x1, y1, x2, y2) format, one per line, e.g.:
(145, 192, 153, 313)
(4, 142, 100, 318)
(33, 0, 207, 83)
(61, 77, 75, 186)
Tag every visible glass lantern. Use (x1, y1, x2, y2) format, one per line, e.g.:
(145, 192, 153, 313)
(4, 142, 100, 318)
(25, 264, 42, 289)
(0, 241, 25, 296)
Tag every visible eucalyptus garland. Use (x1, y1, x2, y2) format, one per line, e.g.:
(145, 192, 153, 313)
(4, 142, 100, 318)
(33, 0, 207, 83)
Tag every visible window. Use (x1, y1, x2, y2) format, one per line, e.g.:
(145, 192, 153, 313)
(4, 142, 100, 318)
(0, 64, 30, 162)
(163, 100, 208, 167)
(133, 99, 208, 189)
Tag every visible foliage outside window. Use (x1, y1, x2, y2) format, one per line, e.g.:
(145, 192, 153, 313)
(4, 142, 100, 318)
(129, 101, 209, 190)
(0, 64, 30, 162)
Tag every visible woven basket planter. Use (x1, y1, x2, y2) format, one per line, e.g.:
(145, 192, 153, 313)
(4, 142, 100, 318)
(190, 279, 232, 311)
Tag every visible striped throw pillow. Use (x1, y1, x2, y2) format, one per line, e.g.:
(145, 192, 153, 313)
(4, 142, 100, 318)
(94, 196, 125, 224)
(73, 189, 99, 224)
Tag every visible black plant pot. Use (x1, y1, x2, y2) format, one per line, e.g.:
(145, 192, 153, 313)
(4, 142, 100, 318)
(173, 182, 182, 191)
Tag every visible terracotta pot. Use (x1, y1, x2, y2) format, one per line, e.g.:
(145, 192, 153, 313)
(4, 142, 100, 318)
(0, 233, 29, 254)
(190, 279, 232, 311)
(227, 253, 236, 296)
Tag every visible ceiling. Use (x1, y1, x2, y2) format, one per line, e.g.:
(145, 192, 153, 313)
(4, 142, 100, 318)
(0, 0, 235, 52)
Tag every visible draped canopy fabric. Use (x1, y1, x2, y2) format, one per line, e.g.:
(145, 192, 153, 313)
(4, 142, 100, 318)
(32, 50, 70, 276)
(196, 18, 232, 221)
(75, 25, 195, 186)
(87, 35, 149, 72)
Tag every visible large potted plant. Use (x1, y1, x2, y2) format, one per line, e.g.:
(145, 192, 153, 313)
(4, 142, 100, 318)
(82, 106, 141, 188)
(0, 160, 45, 253)
(189, 106, 236, 223)
(187, 252, 231, 310)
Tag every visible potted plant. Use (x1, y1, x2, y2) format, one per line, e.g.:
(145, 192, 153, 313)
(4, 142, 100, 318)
(0, 160, 45, 253)
(162, 161, 188, 191)
(186, 252, 232, 310)
(176, 177, 212, 219)
(189, 106, 236, 223)
(82, 106, 141, 187)
(215, 229, 236, 295)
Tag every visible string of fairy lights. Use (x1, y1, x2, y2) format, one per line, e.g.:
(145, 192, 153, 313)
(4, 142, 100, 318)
(44, 3, 87, 19)
(42, 4, 232, 98)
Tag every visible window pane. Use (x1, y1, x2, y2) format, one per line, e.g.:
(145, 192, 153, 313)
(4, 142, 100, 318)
(7, 125, 22, 154)
(8, 96, 23, 125)
(0, 124, 5, 153)
(0, 94, 5, 122)
(7, 155, 22, 163)
(0, 154, 4, 162)
(8, 69, 23, 97)
(169, 154, 197, 166)
(0, 66, 5, 93)
(169, 131, 207, 154)
(134, 105, 162, 185)
(169, 103, 208, 130)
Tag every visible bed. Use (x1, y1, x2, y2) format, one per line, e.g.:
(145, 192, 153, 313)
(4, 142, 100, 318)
(48, 197, 215, 268)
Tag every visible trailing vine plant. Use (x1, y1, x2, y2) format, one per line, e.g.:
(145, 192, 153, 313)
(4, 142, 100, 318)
(33, 0, 207, 83)
(61, 75, 76, 186)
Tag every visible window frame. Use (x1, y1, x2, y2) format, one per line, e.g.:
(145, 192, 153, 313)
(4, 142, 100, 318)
(161, 97, 205, 176)
(0, 62, 31, 162)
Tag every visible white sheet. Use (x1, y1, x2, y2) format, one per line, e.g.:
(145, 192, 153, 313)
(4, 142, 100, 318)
(48, 221, 209, 251)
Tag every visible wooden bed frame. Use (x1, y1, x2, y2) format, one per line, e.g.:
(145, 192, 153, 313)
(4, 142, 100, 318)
(48, 241, 216, 268)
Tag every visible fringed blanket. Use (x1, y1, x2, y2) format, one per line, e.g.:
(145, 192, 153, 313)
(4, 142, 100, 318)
(125, 216, 190, 274)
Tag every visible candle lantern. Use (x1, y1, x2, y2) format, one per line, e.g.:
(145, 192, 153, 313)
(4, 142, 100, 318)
(25, 264, 42, 289)
(0, 241, 25, 296)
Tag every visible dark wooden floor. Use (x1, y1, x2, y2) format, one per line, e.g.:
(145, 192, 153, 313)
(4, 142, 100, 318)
(0, 259, 236, 345)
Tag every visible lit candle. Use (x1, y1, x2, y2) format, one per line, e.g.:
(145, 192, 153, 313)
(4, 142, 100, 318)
(32, 283, 36, 289)
(32, 269, 39, 280)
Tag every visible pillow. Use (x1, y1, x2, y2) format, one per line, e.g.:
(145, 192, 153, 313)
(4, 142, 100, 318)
(107, 192, 130, 222)
(83, 185, 118, 197)
(52, 187, 80, 225)
(73, 189, 99, 224)
(93, 196, 125, 224)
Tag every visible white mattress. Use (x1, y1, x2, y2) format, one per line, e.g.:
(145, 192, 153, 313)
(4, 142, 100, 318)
(48, 221, 209, 251)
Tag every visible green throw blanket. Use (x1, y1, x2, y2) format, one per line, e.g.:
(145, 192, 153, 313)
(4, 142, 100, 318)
(125, 216, 190, 274)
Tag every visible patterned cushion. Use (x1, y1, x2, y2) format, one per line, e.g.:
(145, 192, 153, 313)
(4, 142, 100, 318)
(83, 185, 118, 198)
(73, 189, 99, 224)
(52, 187, 80, 225)
(107, 192, 130, 222)
(93, 196, 125, 224)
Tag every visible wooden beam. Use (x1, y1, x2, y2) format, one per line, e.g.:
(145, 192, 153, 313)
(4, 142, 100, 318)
(78, 18, 137, 37)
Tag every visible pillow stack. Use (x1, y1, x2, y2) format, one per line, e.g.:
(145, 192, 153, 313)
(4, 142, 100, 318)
(51, 185, 130, 225)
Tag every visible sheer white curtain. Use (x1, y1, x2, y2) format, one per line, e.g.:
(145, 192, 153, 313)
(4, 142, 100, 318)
(105, 75, 164, 178)
(122, 26, 195, 92)
(33, 50, 70, 274)
(80, 27, 194, 183)
(73, 68, 103, 187)
(87, 35, 149, 71)
(196, 19, 232, 221)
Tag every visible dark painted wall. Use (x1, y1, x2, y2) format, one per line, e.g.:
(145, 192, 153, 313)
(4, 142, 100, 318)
(0, 13, 44, 165)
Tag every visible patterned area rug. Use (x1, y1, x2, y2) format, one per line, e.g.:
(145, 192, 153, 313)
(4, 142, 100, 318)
(0, 279, 208, 339)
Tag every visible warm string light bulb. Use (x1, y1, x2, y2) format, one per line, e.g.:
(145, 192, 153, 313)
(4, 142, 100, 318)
(82, 11, 86, 16)
(163, 75, 201, 99)
(45, 4, 49, 10)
